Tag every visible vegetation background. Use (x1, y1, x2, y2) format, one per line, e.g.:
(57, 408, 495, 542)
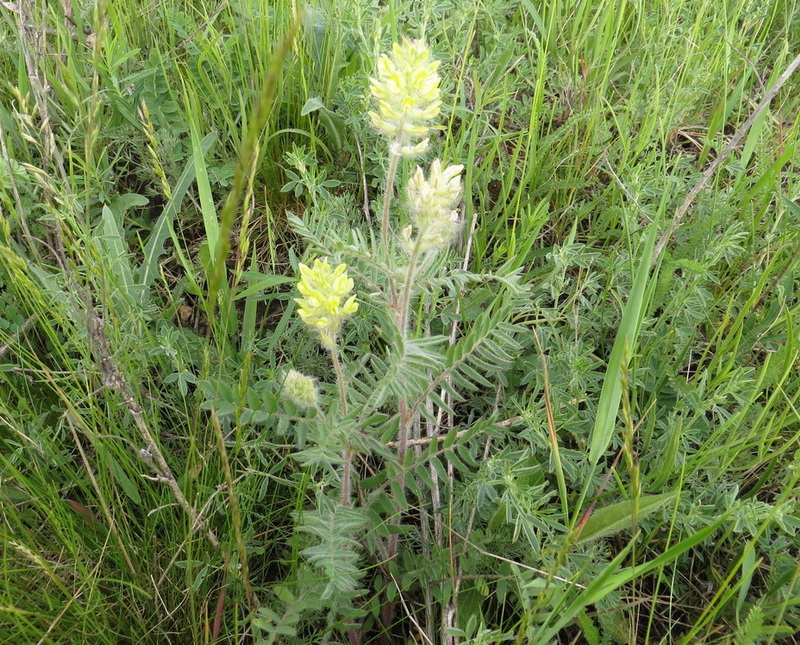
(1, 0, 799, 643)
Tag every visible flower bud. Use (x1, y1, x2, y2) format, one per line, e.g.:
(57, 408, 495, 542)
(282, 369, 319, 410)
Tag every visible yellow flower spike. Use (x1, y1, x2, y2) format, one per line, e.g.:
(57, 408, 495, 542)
(368, 37, 442, 156)
(294, 259, 358, 347)
(405, 159, 464, 252)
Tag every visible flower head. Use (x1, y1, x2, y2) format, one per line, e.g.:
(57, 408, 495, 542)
(294, 259, 358, 348)
(368, 38, 442, 155)
(403, 159, 464, 252)
(282, 369, 319, 410)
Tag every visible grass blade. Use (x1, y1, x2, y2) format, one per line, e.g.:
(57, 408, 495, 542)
(588, 223, 658, 465)
(138, 132, 217, 289)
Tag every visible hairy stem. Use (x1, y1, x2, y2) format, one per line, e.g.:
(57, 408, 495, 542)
(330, 340, 352, 506)
(385, 242, 425, 566)
(380, 135, 403, 258)
(397, 240, 422, 339)
(329, 340, 348, 415)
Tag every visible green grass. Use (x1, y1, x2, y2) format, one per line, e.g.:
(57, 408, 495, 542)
(1, 0, 800, 643)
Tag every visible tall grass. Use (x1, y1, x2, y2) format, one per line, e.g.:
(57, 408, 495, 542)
(1, 0, 799, 642)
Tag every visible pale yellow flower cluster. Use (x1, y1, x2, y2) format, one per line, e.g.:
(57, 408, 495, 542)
(402, 159, 464, 252)
(368, 38, 442, 156)
(295, 259, 358, 348)
(282, 369, 319, 410)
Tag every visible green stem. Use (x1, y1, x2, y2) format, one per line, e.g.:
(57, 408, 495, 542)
(211, 413, 257, 608)
(329, 340, 347, 415)
(380, 134, 403, 259)
(329, 339, 352, 506)
(386, 241, 424, 561)
(532, 330, 569, 518)
(397, 240, 422, 339)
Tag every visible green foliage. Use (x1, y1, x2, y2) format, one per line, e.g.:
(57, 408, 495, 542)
(298, 503, 368, 599)
(1, 0, 799, 643)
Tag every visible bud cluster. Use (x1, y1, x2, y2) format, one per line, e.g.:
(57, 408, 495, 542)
(282, 369, 319, 410)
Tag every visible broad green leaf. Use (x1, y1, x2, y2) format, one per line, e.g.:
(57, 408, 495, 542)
(234, 273, 294, 300)
(110, 193, 148, 217)
(736, 545, 758, 619)
(191, 565, 210, 591)
(100, 448, 141, 504)
(99, 205, 138, 303)
(576, 609, 601, 645)
(595, 517, 725, 597)
(537, 518, 725, 642)
(576, 492, 677, 543)
(743, 143, 796, 203)
(300, 96, 326, 116)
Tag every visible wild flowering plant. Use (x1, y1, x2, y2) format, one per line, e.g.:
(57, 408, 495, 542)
(367, 38, 444, 252)
(270, 34, 529, 644)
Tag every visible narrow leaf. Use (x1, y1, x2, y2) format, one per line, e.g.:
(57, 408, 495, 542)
(538, 518, 725, 641)
(576, 492, 677, 543)
(588, 223, 658, 465)
(139, 132, 217, 288)
(189, 117, 220, 268)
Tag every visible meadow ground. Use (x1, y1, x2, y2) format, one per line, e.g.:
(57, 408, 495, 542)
(1, 1, 800, 643)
